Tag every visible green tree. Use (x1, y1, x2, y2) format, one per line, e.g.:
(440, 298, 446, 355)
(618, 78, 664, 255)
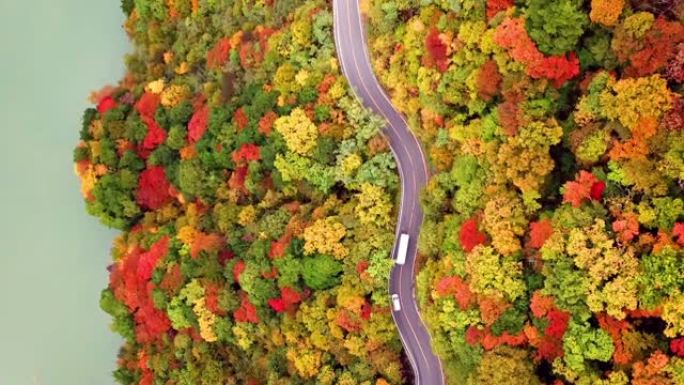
(302, 254, 343, 290)
(525, 0, 588, 55)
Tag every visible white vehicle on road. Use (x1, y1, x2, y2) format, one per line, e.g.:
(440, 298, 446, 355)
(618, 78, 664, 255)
(395, 233, 409, 265)
(391, 294, 401, 311)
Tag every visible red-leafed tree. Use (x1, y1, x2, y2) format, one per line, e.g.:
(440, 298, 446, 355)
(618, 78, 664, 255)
(110, 248, 143, 309)
(664, 97, 684, 131)
(591, 180, 606, 200)
(625, 18, 684, 77)
(269, 286, 302, 313)
(109, 245, 171, 343)
(673, 223, 684, 246)
(460, 217, 487, 252)
(476, 60, 502, 102)
(425, 28, 449, 73)
(486, 0, 514, 19)
(97, 96, 117, 114)
(207, 38, 231, 69)
(527, 291, 570, 360)
(597, 313, 633, 364)
(139, 370, 154, 385)
(436, 276, 458, 296)
(436, 276, 473, 310)
(136, 166, 173, 210)
(239, 41, 255, 68)
(234, 294, 259, 323)
(228, 166, 249, 192)
(318, 74, 337, 94)
(529, 219, 554, 249)
(257, 26, 275, 51)
(269, 234, 290, 259)
(234, 107, 249, 131)
(188, 105, 209, 143)
(134, 288, 172, 343)
(258, 111, 277, 136)
(135, 92, 160, 118)
(268, 298, 287, 313)
(480, 329, 528, 350)
(137, 237, 169, 281)
(360, 300, 372, 320)
(336, 310, 361, 332)
(526, 324, 564, 361)
(261, 267, 279, 279)
(232, 143, 261, 164)
(233, 260, 246, 284)
(159, 264, 184, 293)
(494, 18, 580, 87)
(613, 214, 640, 243)
(140, 117, 166, 152)
(529, 54, 581, 88)
(562, 171, 604, 207)
(530, 291, 556, 318)
(218, 248, 234, 265)
(498, 91, 524, 136)
(671, 338, 684, 357)
(280, 287, 301, 305)
(466, 325, 484, 345)
(356, 260, 369, 274)
(545, 309, 570, 339)
(536, 335, 565, 361)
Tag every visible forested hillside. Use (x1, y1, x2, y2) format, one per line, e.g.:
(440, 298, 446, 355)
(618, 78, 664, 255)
(367, 0, 684, 384)
(74, 1, 406, 384)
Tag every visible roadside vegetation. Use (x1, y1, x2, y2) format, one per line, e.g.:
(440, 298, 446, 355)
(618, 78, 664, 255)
(74, 1, 407, 384)
(367, 0, 684, 383)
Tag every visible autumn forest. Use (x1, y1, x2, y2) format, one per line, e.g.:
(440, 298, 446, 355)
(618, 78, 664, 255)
(74, 0, 684, 384)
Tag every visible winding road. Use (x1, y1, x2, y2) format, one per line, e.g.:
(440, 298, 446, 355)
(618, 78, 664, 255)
(332, 1, 445, 384)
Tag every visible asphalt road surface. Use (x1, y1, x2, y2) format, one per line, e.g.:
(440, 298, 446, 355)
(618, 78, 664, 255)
(332, 1, 446, 384)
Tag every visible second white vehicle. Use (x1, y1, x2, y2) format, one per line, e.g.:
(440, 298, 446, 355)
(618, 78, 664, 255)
(391, 294, 401, 311)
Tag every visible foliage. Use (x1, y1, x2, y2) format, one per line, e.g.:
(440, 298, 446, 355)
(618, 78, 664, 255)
(459, 217, 487, 252)
(494, 17, 581, 87)
(301, 254, 343, 290)
(469, 346, 540, 385)
(590, 0, 625, 27)
(525, 0, 589, 56)
(425, 28, 450, 73)
(561, 320, 615, 377)
(302, 217, 348, 259)
(466, 245, 526, 302)
(74, 1, 405, 384)
(274, 107, 319, 156)
(367, 0, 684, 383)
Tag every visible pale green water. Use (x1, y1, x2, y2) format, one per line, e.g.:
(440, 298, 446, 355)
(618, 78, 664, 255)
(0, 1, 130, 384)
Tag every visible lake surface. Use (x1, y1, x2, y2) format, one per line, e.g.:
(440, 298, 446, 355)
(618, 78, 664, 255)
(0, 1, 129, 384)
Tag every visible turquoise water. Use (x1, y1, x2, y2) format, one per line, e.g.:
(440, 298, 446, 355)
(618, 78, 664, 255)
(0, 1, 129, 384)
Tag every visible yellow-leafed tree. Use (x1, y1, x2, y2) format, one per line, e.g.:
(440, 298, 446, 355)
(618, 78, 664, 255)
(303, 217, 348, 259)
(275, 107, 319, 156)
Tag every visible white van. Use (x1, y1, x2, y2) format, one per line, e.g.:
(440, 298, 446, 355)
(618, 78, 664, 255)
(395, 233, 409, 265)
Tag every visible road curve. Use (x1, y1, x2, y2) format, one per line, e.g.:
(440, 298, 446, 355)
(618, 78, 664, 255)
(332, 1, 445, 384)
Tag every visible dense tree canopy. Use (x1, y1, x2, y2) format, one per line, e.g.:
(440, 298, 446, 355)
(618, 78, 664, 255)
(367, 0, 684, 383)
(74, 1, 406, 384)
